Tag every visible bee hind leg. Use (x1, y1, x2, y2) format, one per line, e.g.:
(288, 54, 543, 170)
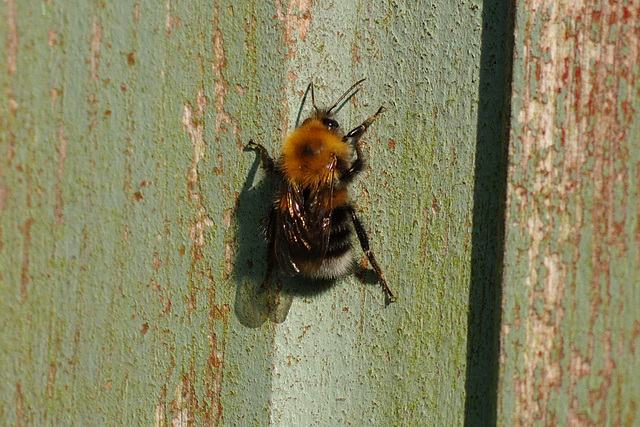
(348, 205, 396, 304)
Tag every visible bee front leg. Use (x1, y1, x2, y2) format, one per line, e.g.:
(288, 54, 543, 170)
(246, 140, 276, 175)
(348, 205, 396, 304)
(343, 106, 385, 181)
(345, 106, 385, 141)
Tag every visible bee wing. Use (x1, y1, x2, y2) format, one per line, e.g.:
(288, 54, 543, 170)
(273, 185, 307, 276)
(308, 159, 336, 257)
(274, 158, 336, 275)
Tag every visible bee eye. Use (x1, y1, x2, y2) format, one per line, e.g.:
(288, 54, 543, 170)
(322, 118, 339, 129)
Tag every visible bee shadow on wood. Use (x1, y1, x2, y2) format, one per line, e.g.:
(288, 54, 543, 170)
(234, 150, 341, 327)
(233, 152, 280, 327)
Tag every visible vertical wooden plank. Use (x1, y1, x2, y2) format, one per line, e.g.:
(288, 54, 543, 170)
(257, 1, 485, 425)
(500, 0, 640, 425)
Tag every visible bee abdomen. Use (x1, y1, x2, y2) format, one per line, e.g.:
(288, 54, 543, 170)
(313, 205, 355, 278)
(326, 210, 353, 257)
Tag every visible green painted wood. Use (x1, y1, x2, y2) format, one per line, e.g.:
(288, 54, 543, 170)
(0, 1, 496, 425)
(499, 0, 640, 425)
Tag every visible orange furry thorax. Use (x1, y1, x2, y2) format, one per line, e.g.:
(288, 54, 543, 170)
(280, 118, 351, 187)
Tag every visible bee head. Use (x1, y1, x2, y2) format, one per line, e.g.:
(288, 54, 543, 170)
(321, 117, 339, 130)
(295, 79, 367, 130)
(300, 113, 340, 134)
(282, 79, 367, 187)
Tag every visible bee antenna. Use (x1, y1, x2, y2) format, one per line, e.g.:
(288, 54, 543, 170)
(327, 78, 366, 115)
(311, 82, 318, 112)
(295, 82, 313, 128)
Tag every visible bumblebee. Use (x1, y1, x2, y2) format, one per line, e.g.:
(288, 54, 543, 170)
(247, 79, 395, 303)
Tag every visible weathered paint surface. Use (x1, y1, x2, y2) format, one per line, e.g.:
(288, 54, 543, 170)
(499, 0, 640, 425)
(0, 1, 489, 425)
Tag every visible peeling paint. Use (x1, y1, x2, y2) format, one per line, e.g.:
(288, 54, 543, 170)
(165, 0, 182, 38)
(212, 22, 232, 135)
(46, 362, 56, 398)
(15, 381, 24, 426)
(187, 204, 213, 247)
(0, 182, 8, 216)
(205, 332, 225, 426)
(89, 16, 102, 82)
(20, 218, 33, 297)
(47, 29, 57, 46)
(276, 0, 313, 50)
(50, 88, 60, 104)
(4, 0, 17, 75)
(54, 123, 67, 225)
(223, 241, 234, 277)
(183, 89, 214, 311)
(7, 88, 18, 117)
(170, 375, 198, 427)
(154, 402, 166, 427)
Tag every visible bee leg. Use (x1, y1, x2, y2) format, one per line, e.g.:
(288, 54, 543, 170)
(246, 140, 276, 175)
(348, 206, 396, 304)
(345, 105, 385, 140)
(342, 147, 365, 182)
(342, 106, 385, 181)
